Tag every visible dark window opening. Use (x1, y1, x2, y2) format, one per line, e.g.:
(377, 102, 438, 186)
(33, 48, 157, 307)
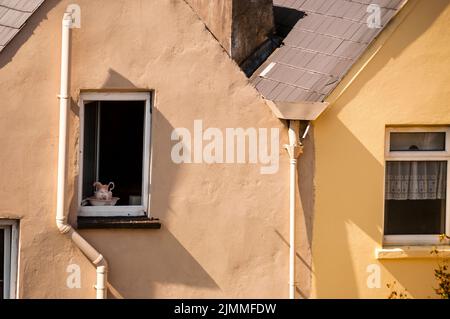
(82, 101, 146, 206)
(385, 199, 446, 235)
(242, 7, 306, 77)
(390, 132, 446, 152)
(273, 6, 306, 38)
(384, 161, 447, 235)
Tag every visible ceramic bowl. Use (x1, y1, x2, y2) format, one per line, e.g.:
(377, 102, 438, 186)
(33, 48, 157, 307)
(87, 197, 120, 206)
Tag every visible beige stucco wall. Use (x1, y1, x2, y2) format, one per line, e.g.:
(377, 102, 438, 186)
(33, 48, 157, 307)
(0, 0, 313, 298)
(186, 0, 274, 64)
(312, 0, 450, 298)
(186, 0, 233, 54)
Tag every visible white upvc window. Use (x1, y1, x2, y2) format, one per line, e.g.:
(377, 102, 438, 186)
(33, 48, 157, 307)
(384, 127, 450, 246)
(0, 220, 19, 299)
(78, 92, 152, 217)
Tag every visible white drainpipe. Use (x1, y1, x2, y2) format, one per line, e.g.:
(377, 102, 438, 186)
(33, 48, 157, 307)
(285, 121, 303, 299)
(56, 8, 108, 299)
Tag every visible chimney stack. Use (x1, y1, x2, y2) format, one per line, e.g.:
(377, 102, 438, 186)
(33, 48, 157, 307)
(187, 0, 274, 64)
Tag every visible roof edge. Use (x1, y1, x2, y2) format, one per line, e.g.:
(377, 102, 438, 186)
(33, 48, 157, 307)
(325, 0, 414, 106)
(265, 100, 329, 121)
(0, 0, 45, 53)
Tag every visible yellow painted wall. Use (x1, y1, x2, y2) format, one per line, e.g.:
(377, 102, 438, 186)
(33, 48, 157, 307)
(312, 0, 450, 298)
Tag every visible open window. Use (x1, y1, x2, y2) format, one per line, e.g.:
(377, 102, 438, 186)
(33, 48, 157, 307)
(0, 220, 19, 299)
(78, 92, 152, 217)
(384, 127, 450, 245)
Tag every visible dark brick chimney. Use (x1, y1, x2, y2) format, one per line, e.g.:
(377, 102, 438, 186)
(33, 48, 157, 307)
(187, 0, 275, 64)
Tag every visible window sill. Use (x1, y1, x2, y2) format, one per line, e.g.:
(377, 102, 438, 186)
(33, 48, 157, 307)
(77, 216, 161, 229)
(376, 246, 450, 260)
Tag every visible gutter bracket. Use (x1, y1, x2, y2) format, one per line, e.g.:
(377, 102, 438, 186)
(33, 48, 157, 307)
(65, 4, 81, 29)
(284, 144, 303, 160)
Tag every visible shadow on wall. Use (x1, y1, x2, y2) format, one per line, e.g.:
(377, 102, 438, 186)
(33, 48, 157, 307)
(80, 228, 220, 298)
(101, 69, 138, 88)
(269, 121, 315, 299)
(381, 259, 441, 299)
(313, 118, 384, 298)
(297, 124, 315, 298)
(298, 124, 315, 249)
(273, 6, 306, 38)
(67, 78, 220, 297)
(274, 123, 316, 299)
(0, 0, 61, 69)
(314, 0, 449, 298)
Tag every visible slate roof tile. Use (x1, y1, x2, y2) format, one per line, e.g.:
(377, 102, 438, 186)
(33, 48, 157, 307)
(0, 0, 44, 53)
(253, 0, 407, 102)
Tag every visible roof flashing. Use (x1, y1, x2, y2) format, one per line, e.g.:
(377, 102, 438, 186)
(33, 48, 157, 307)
(265, 100, 329, 121)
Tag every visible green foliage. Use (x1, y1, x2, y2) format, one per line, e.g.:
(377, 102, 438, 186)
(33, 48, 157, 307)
(386, 281, 410, 299)
(431, 234, 450, 299)
(386, 234, 449, 299)
(433, 261, 450, 299)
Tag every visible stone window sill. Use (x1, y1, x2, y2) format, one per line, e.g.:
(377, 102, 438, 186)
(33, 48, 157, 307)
(77, 216, 161, 229)
(376, 246, 450, 259)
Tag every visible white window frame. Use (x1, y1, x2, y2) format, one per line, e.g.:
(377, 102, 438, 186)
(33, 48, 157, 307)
(78, 92, 152, 217)
(384, 126, 450, 246)
(1, 220, 19, 299)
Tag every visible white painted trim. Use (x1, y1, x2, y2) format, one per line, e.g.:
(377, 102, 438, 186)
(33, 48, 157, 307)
(0, 220, 19, 299)
(3, 227, 11, 299)
(0, 220, 17, 227)
(9, 222, 18, 299)
(385, 126, 450, 158)
(81, 92, 150, 101)
(383, 126, 450, 246)
(376, 245, 450, 259)
(147, 126, 154, 219)
(78, 95, 85, 215)
(78, 92, 152, 217)
(385, 156, 450, 161)
(95, 102, 101, 181)
(78, 206, 146, 217)
(447, 160, 450, 236)
(142, 96, 152, 217)
(264, 100, 329, 120)
(259, 62, 276, 78)
(384, 235, 449, 246)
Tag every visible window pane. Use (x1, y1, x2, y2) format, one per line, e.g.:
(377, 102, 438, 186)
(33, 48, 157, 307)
(83, 101, 146, 206)
(385, 199, 445, 235)
(390, 132, 445, 151)
(82, 102, 99, 200)
(0, 229, 3, 300)
(384, 161, 447, 235)
(98, 101, 145, 206)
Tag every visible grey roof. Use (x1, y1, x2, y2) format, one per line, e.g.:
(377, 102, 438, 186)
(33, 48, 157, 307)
(251, 0, 407, 102)
(0, 0, 44, 52)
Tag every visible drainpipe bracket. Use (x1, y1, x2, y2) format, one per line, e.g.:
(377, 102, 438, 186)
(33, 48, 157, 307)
(64, 4, 81, 29)
(284, 144, 303, 160)
(93, 285, 106, 291)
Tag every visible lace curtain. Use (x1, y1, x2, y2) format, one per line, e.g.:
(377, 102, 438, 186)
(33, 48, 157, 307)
(385, 161, 447, 200)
